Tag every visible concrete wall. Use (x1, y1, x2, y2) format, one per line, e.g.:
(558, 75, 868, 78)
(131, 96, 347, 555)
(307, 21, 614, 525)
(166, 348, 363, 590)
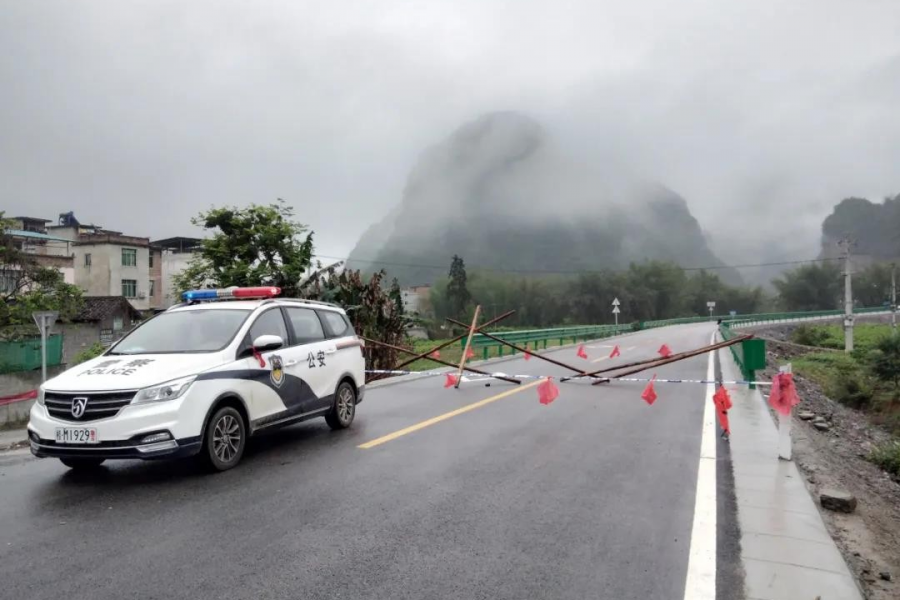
(0, 365, 67, 428)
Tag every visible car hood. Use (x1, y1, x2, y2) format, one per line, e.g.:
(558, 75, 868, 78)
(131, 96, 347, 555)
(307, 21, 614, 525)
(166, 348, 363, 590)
(44, 353, 225, 392)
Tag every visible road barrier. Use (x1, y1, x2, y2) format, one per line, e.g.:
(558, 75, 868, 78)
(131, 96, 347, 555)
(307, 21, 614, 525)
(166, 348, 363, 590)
(462, 324, 633, 360)
(0, 335, 63, 374)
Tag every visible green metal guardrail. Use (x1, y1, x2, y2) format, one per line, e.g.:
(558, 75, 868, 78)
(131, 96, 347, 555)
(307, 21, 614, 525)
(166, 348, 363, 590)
(462, 324, 633, 360)
(0, 335, 63, 374)
(719, 322, 766, 387)
(642, 306, 888, 330)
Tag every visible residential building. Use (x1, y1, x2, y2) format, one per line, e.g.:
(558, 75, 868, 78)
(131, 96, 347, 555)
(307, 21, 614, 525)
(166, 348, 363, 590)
(1, 223, 75, 291)
(153, 237, 202, 307)
(401, 284, 432, 315)
(73, 232, 155, 311)
(58, 296, 143, 364)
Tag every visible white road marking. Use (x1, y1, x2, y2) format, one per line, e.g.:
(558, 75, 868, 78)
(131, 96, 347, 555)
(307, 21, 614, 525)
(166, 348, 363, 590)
(590, 356, 609, 363)
(682, 331, 717, 600)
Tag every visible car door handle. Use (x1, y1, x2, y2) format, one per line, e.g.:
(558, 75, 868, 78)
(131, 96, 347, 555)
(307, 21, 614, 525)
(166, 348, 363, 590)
(285, 360, 298, 366)
(325, 348, 337, 354)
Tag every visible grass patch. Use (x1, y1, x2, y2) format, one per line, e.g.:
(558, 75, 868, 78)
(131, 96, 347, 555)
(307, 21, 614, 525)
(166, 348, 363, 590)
(792, 352, 875, 409)
(868, 439, 900, 475)
(791, 323, 893, 353)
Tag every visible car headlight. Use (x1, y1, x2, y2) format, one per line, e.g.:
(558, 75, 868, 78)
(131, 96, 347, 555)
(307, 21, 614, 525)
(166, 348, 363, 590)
(37, 387, 45, 406)
(132, 375, 196, 404)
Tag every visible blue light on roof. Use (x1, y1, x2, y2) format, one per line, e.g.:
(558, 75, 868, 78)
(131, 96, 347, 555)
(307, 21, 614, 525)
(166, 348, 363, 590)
(182, 289, 220, 301)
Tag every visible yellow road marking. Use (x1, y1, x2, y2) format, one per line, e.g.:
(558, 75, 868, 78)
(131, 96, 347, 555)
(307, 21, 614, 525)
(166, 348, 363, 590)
(358, 380, 543, 449)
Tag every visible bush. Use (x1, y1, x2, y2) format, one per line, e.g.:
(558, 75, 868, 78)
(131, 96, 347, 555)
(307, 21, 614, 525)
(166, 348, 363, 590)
(72, 342, 105, 365)
(871, 334, 900, 391)
(868, 439, 900, 475)
(791, 324, 833, 348)
(794, 352, 874, 409)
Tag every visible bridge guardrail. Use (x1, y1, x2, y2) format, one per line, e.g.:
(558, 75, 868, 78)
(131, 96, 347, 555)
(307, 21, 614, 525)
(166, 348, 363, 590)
(462, 324, 633, 360)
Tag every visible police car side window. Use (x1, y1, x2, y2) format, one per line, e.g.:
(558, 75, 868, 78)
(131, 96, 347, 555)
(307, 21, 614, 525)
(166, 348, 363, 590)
(249, 309, 289, 344)
(320, 310, 351, 338)
(285, 308, 326, 345)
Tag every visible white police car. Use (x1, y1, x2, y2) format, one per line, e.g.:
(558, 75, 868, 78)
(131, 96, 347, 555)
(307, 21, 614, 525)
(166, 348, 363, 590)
(27, 287, 366, 471)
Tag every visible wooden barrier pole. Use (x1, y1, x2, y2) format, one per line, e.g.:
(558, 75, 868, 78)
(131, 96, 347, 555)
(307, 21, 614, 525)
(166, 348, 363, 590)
(369, 310, 516, 381)
(446, 317, 589, 376)
(455, 306, 481, 389)
(360, 336, 521, 385)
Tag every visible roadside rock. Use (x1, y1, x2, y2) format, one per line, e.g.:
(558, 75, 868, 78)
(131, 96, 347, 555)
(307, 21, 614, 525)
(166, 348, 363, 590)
(880, 571, 892, 582)
(814, 421, 832, 432)
(799, 411, 816, 420)
(821, 489, 858, 513)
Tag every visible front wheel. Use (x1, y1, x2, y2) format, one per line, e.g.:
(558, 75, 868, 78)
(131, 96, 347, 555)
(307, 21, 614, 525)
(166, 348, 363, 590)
(202, 406, 246, 472)
(59, 457, 105, 470)
(325, 381, 356, 430)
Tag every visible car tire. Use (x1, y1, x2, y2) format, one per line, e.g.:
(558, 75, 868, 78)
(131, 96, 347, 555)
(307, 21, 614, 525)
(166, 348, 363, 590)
(59, 457, 105, 470)
(325, 381, 356, 430)
(202, 406, 247, 472)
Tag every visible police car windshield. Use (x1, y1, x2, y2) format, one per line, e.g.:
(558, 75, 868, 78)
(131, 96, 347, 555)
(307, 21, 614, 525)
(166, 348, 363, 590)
(109, 309, 250, 354)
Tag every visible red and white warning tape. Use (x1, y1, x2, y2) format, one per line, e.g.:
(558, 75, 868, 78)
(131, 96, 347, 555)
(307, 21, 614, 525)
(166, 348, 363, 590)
(365, 369, 771, 386)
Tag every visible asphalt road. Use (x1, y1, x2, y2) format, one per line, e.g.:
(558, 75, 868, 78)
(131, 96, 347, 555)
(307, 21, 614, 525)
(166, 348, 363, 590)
(0, 323, 738, 600)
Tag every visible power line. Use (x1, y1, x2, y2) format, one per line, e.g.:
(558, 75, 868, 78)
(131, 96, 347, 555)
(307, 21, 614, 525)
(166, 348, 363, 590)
(312, 253, 841, 276)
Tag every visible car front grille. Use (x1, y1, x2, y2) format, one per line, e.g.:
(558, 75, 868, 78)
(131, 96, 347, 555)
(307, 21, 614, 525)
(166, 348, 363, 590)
(44, 390, 137, 422)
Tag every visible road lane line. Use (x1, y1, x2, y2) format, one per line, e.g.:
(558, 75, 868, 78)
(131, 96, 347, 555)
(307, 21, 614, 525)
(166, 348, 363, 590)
(682, 332, 717, 600)
(358, 380, 543, 449)
(590, 356, 608, 364)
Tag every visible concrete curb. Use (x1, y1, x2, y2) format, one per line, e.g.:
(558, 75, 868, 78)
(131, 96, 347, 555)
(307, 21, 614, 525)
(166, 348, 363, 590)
(718, 342, 864, 600)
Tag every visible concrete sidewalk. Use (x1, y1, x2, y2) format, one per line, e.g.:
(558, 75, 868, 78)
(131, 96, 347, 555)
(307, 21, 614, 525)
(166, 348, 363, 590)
(0, 428, 28, 451)
(720, 346, 863, 600)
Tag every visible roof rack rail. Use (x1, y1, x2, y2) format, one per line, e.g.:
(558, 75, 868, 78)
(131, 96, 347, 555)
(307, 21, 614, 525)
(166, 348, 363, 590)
(277, 297, 342, 309)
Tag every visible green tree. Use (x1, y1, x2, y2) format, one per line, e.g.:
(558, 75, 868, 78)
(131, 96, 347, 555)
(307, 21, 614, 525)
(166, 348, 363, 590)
(871, 334, 900, 396)
(173, 200, 314, 297)
(446, 255, 472, 319)
(772, 263, 842, 311)
(853, 263, 893, 308)
(0, 213, 84, 340)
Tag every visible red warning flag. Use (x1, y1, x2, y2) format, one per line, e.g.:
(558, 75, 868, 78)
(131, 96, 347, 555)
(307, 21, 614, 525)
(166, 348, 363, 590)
(641, 375, 658, 405)
(577, 344, 588, 359)
(524, 351, 531, 361)
(252, 347, 266, 368)
(444, 373, 458, 388)
(465, 347, 476, 359)
(769, 372, 800, 416)
(713, 386, 733, 434)
(609, 345, 621, 358)
(538, 377, 560, 405)
(658, 344, 672, 358)
(428, 350, 441, 360)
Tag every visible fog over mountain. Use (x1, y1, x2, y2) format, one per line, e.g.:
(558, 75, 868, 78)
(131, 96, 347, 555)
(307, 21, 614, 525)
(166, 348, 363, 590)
(348, 112, 741, 286)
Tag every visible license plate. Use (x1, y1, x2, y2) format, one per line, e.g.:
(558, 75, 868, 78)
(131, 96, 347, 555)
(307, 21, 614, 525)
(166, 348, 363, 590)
(55, 428, 99, 444)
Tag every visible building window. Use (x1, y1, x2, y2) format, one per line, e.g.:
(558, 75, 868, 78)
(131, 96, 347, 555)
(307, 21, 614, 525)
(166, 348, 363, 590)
(149, 280, 155, 297)
(113, 317, 123, 332)
(84, 253, 92, 267)
(122, 248, 137, 267)
(0, 270, 18, 294)
(149, 252, 154, 268)
(122, 279, 137, 298)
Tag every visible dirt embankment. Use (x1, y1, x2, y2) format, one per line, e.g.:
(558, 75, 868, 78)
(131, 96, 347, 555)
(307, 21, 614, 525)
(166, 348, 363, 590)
(749, 321, 899, 599)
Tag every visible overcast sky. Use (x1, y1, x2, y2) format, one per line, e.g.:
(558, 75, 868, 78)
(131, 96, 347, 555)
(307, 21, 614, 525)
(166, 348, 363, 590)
(2, 0, 898, 266)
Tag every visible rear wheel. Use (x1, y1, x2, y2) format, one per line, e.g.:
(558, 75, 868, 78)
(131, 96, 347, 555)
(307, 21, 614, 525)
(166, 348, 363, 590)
(325, 381, 356, 430)
(202, 406, 246, 471)
(59, 457, 105, 470)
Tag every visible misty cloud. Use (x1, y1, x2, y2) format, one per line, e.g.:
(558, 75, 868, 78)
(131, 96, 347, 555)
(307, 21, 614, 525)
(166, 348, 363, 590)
(2, 0, 899, 269)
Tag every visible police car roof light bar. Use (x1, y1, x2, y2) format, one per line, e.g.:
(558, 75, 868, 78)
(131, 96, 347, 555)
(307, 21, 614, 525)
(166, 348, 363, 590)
(181, 287, 281, 302)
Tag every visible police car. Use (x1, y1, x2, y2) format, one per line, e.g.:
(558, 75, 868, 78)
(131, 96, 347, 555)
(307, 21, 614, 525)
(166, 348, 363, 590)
(27, 287, 366, 471)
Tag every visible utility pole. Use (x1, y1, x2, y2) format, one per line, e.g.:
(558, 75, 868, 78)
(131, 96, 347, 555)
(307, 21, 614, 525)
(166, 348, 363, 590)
(839, 238, 855, 352)
(892, 263, 897, 330)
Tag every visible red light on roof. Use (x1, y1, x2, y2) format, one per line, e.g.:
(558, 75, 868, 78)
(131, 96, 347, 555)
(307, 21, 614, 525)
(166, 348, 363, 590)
(232, 287, 281, 298)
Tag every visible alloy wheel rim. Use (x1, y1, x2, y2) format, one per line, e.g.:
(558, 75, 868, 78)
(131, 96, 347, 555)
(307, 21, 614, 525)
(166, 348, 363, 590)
(213, 414, 241, 462)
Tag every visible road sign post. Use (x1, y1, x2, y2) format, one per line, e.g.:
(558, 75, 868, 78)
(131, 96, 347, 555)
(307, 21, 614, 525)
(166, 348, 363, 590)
(612, 297, 621, 326)
(706, 300, 716, 319)
(778, 363, 793, 461)
(32, 311, 59, 384)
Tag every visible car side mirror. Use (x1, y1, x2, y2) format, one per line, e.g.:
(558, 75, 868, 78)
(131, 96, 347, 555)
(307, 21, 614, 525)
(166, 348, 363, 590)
(252, 334, 284, 353)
